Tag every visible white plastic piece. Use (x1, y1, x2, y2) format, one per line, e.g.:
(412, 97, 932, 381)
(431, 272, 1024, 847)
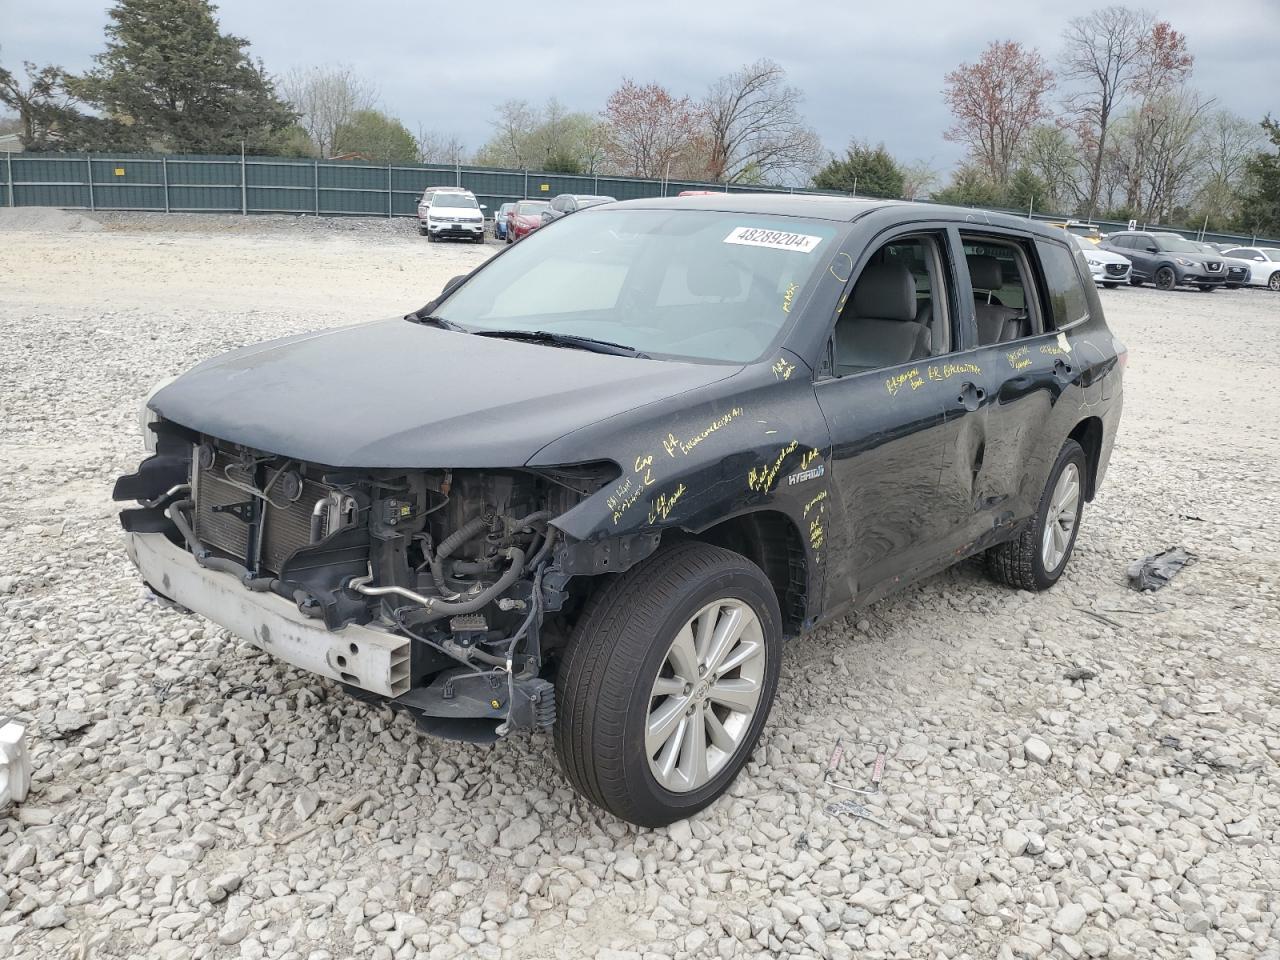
(125, 531, 410, 697)
(0, 719, 32, 811)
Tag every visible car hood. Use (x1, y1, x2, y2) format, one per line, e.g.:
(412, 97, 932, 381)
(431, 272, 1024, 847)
(150, 318, 743, 468)
(1083, 247, 1130, 265)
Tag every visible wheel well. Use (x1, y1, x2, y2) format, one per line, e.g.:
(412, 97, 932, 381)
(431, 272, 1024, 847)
(1069, 417, 1104, 501)
(690, 511, 808, 636)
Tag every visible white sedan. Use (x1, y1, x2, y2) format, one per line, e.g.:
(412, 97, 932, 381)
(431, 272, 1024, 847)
(1073, 235, 1131, 288)
(1219, 246, 1280, 291)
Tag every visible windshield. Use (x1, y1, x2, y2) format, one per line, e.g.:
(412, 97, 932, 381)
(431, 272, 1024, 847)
(435, 209, 842, 363)
(515, 201, 550, 215)
(432, 194, 479, 209)
(1155, 235, 1200, 254)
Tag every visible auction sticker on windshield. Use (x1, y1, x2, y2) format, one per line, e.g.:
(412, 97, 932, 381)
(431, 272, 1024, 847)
(724, 226, 823, 253)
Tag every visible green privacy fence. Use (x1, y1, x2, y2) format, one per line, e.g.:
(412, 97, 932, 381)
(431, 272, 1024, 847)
(3, 150, 1275, 247)
(0, 151, 800, 219)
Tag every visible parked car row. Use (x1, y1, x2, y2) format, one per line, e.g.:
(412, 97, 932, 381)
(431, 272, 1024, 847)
(1065, 227, 1280, 294)
(1214, 244, 1280, 291)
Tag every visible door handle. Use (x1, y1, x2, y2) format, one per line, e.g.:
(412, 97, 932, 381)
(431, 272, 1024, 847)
(957, 381, 985, 411)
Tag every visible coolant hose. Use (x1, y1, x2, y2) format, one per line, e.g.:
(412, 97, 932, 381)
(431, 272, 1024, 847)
(420, 546, 527, 623)
(166, 500, 276, 590)
(430, 514, 492, 597)
(351, 547, 528, 625)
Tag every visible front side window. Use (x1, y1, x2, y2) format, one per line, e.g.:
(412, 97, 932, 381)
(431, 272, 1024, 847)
(435, 209, 843, 363)
(830, 234, 951, 376)
(1263, 248, 1280, 262)
(1036, 240, 1090, 329)
(962, 236, 1041, 345)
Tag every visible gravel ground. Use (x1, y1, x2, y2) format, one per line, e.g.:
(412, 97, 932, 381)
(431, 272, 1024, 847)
(1, 212, 1277, 960)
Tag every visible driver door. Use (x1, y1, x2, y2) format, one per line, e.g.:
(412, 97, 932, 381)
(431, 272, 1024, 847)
(814, 229, 960, 608)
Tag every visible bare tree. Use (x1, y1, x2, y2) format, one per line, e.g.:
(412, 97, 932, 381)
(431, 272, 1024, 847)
(0, 53, 80, 148)
(900, 160, 940, 200)
(602, 79, 701, 178)
(1021, 123, 1086, 212)
(482, 99, 537, 167)
(1059, 5, 1153, 218)
(1201, 109, 1262, 189)
(700, 59, 823, 184)
(416, 126, 467, 165)
(281, 65, 377, 158)
(1120, 21, 1194, 210)
(943, 40, 1055, 189)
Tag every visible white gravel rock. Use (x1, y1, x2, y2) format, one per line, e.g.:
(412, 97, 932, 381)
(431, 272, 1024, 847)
(1, 215, 1276, 960)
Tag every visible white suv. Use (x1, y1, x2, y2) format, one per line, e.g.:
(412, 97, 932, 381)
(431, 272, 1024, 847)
(417, 187, 486, 243)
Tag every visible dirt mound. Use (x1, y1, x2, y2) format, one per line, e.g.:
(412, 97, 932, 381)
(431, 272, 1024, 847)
(0, 206, 103, 232)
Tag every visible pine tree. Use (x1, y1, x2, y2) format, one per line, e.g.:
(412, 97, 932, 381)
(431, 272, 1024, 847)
(68, 0, 293, 152)
(812, 142, 905, 199)
(1238, 116, 1280, 236)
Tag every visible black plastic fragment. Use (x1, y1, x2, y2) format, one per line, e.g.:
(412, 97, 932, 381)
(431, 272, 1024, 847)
(1127, 547, 1196, 591)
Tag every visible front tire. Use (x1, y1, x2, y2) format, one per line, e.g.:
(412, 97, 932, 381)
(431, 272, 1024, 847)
(1155, 267, 1176, 290)
(986, 439, 1087, 592)
(1103, 282, 1119, 289)
(554, 542, 783, 827)
(1198, 284, 1215, 292)
(1269, 271, 1280, 292)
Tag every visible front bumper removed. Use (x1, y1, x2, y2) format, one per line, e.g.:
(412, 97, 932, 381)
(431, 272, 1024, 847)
(125, 531, 557, 742)
(126, 531, 411, 697)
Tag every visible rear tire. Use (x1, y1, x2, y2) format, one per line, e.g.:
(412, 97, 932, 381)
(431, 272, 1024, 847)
(554, 542, 783, 827)
(1155, 267, 1176, 291)
(986, 439, 1087, 592)
(1102, 282, 1119, 289)
(1269, 271, 1280, 292)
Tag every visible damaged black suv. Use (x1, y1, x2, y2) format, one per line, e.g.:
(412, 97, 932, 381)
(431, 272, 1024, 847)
(115, 196, 1124, 826)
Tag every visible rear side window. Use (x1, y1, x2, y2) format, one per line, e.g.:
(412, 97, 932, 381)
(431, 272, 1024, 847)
(1036, 240, 1090, 329)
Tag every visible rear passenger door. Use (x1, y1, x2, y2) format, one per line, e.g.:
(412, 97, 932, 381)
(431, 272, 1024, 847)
(933, 231, 1086, 556)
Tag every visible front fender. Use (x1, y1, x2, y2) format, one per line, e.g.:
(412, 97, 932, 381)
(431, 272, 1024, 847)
(538, 356, 834, 579)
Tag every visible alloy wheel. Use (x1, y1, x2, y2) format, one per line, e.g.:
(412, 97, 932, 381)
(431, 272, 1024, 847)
(1041, 462, 1080, 573)
(645, 598, 766, 793)
(1270, 272, 1280, 292)
(1156, 268, 1175, 291)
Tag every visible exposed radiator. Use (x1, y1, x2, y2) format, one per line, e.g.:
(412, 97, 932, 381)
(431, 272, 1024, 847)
(193, 449, 330, 575)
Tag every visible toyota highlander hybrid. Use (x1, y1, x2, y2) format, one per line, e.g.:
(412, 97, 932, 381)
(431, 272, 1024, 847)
(114, 196, 1124, 826)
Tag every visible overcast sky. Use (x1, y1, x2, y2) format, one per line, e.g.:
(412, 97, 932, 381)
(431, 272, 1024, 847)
(3, 0, 1277, 172)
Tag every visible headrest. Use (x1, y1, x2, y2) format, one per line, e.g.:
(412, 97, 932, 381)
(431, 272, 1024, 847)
(686, 258, 743, 298)
(851, 262, 917, 322)
(966, 254, 1004, 291)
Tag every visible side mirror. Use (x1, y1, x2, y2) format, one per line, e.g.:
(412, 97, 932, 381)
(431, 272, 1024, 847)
(480, 204, 488, 210)
(1145, 245, 1158, 253)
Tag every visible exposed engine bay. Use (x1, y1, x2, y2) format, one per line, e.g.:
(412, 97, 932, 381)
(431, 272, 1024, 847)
(114, 422, 619, 742)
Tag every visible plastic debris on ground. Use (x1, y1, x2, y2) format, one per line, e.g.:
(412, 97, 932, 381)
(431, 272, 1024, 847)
(0, 716, 32, 811)
(1127, 546, 1196, 591)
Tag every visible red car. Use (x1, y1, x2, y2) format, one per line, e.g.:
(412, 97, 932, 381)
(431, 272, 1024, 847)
(506, 200, 552, 243)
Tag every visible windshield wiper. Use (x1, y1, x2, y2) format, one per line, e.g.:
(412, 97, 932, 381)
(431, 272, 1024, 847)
(472, 329, 647, 358)
(406, 312, 466, 332)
